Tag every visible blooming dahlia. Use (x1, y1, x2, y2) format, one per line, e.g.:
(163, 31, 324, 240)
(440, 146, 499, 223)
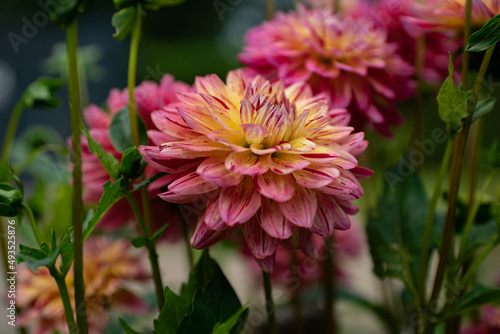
(140, 70, 372, 272)
(238, 6, 414, 136)
(402, 0, 500, 34)
(347, 0, 460, 84)
(81, 75, 191, 242)
(17, 237, 149, 334)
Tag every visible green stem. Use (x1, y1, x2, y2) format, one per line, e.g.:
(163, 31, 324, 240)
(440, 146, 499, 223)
(125, 3, 165, 309)
(66, 18, 88, 334)
(21, 203, 43, 247)
(324, 235, 336, 334)
(290, 250, 304, 334)
(265, 0, 275, 20)
(125, 192, 165, 308)
(457, 170, 496, 262)
(419, 139, 453, 303)
(430, 46, 495, 304)
(51, 269, 78, 334)
(459, 240, 497, 287)
(263, 271, 279, 334)
(0, 101, 25, 168)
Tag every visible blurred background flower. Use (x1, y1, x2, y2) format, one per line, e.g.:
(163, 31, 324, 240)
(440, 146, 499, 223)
(16, 237, 149, 334)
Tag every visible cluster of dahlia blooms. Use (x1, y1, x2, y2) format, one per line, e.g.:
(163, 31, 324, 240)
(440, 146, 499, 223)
(403, 0, 500, 34)
(239, 6, 414, 136)
(346, 0, 460, 84)
(81, 75, 190, 242)
(244, 219, 364, 291)
(140, 69, 371, 272)
(17, 237, 148, 334)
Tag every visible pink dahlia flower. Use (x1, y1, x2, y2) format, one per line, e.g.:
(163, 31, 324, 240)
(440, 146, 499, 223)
(402, 0, 500, 35)
(244, 218, 364, 291)
(347, 0, 460, 84)
(140, 70, 372, 272)
(461, 306, 500, 333)
(17, 237, 149, 334)
(238, 6, 414, 136)
(81, 75, 191, 242)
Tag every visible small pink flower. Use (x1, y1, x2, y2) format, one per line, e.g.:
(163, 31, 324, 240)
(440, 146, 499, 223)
(140, 70, 372, 272)
(347, 0, 460, 84)
(238, 6, 414, 136)
(80, 75, 191, 242)
(17, 237, 149, 334)
(402, 0, 500, 35)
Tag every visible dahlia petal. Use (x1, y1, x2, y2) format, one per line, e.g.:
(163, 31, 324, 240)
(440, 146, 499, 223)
(284, 82, 313, 103)
(336, 198, 359, 215)
(148, 130, 172, 146)
(191, 214, 237, 249)
(158, 190, 198, 204)
(292, 165, 340, 189)
(174, 135, 230, 152)
(287, 137, 317, 153)
(242, 217, 280, 259)
(177, 106, 222, 134)
(197, 156, 243, 188)
(349, 75, 371, 111)
(255, 172, 295, 202)
(219, 178, 262, 225)
(279, 186, 317, 228)
(250, 142, 292, 155)
(310, 192, 337, 237)
(225, 150, 269, 175)
(259, 197, 294, 239)
(207, 129, 247, 148)
(241, 123, 271, 144)
(332, 199, 351, 230)
(239, 99, 256, 124)
(280, 228, 319, 259)
(139, 146, 200, 173)
(268, 153, 311, 175)
(204, 194, 229, 231)
(254, 254, 276, 273)
(84, 104, 110, 129)
(169, 170, 218, 195)
(160, 142, 218, 159)
(351, 166, 374, 179)
(300, 145, 340, 163)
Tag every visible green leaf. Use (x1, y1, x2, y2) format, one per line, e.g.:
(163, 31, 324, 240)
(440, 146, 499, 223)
(466, 14, 500, 52)
(82, 178, 126, 240)
(487, 140, 500, 168)
(0, 183, 23, 217)
(437, 54, 468, 136)
(211, 306, 248, 334)
(143, 0, 187, 11)
(113, 0, 136, 9)
(153, 287, 192, 334)
(112, 7, 137, 41)
(472, 97, 496, 123)
(8, 165, 24, 196)
(82, 125, 120, 180)
(119, 318, 141, 334)
(108, 107, 148, 152)
(445, 285, 500, 319)
(367, 158, 430, 288)
(462, 220, 499, 261)
(151, 224, 169, 243)
(22, 77, 62, 110)
(131, 236, 148, 249)
(120, 147, 147, 180)
(48, 0, 94, 28)
(178, 251, 246, 334)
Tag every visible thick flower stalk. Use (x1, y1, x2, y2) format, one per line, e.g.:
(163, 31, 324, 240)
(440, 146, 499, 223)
(80, 75, 190, 241)
(17, 237, 149, 334)
(140, 70, 371, 272)
(238, 6, 414, 136)
(403, 0, 499, 33)
(347, 0, 460, 84)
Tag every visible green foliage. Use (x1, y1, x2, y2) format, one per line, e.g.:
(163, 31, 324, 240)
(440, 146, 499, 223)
(120, 147, 147, 180)
(112, 6, 137, 41)
(154, 251, 247, 334)
(462, 220, 500, 261)
(0, 183, 23, 217)
(445, 285, 500, 319)
(466, 14, 500, 52)
(109, 107, 148, 152)
(119, 318, 141, 334)
(143, 0, 187, 10)
(82, 125, 120, 180)
(82, 178, 126, 240)
(487, 140, 500, 168)
(472, 97, 497, 123)
(132, 224, 168, 248)
(367, 160, 431, 290)
(17, 229, 72, 272)
(437, 54, 468, 136)
(21, 77, 62, 110)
